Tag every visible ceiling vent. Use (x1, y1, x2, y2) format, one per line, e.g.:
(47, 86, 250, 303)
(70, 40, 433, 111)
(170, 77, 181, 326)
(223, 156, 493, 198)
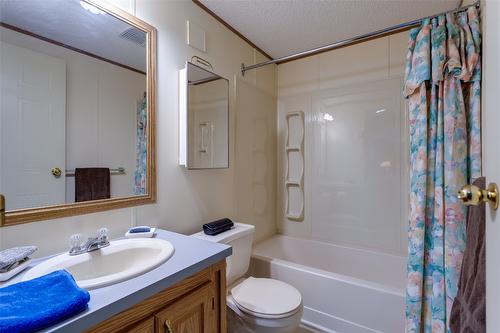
(119, 27, 146, 47)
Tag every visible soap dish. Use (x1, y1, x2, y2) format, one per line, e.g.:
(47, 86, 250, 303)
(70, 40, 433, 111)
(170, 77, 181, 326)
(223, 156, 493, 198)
(125, 227, 156, 238)
(0, 259, 32, 282)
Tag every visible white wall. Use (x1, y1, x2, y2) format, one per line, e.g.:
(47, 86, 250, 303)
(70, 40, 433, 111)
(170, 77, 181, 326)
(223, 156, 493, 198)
(277, 33, 409, 255)
(235, 78, 277, 242)
(0, 27, 146, 202)
(0, 0, 277, 257)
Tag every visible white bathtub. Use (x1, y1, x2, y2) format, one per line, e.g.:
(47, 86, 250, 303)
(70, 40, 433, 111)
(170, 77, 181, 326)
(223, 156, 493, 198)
(249, 235, 406, 333)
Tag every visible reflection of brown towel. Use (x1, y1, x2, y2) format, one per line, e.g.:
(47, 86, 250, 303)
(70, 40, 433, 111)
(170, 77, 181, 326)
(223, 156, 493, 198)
(450, 177, 486, 333)
(75, 168, 110, 202)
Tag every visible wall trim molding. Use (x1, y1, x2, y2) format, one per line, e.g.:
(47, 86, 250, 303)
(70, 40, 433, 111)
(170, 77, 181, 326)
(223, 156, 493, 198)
(0, 22, 147, 75)
(191, 0, 273, 61)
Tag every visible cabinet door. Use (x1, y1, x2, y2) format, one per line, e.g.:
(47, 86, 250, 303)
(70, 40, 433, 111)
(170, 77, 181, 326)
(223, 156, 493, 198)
(155, 284, 215, 333)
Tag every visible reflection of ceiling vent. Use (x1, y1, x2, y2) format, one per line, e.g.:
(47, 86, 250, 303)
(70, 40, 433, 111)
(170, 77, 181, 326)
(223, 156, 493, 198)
(119, 27, 146, 47)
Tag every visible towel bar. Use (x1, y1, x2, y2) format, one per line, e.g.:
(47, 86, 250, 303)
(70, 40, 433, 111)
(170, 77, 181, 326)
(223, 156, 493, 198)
(65, 167, 125, 177)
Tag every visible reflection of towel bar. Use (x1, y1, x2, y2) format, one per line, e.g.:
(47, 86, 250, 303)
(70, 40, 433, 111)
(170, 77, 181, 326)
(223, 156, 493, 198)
(65, 167, 125, 177)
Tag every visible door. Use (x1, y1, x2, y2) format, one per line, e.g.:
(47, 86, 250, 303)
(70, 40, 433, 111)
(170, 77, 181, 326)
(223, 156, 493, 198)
(155, 284, 215, 333)
(0, 41, 66, 210)
(483, 1, 500, 331)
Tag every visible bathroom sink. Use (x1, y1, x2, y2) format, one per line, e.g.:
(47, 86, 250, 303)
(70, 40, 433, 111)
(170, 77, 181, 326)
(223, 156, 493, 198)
(22, 238, 174, 289)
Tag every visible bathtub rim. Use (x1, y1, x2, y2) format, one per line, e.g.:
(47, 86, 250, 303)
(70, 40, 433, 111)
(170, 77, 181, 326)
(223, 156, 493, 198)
(256, 233, 407, 260)
(251, 235, 406, 297)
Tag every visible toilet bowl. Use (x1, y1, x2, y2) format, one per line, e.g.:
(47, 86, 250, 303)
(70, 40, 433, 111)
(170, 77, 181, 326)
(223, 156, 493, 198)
(227, 277, 303, 333)
(192, 223, 303, 332)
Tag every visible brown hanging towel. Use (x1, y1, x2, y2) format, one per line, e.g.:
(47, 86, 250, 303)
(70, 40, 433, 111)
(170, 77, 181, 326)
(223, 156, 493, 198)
(74, 168, 111, 202)
(450, 177, 486, 333)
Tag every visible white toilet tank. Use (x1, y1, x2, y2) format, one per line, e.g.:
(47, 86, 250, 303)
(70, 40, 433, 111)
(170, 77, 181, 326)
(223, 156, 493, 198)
(192, 223, 255, 286)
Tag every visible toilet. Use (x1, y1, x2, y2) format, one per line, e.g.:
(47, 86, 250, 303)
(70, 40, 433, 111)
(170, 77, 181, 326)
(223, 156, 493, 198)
(192, 223, 303, 333)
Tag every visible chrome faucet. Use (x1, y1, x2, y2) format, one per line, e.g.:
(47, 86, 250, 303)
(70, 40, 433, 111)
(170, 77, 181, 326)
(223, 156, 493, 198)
(69, 228, 110, 256)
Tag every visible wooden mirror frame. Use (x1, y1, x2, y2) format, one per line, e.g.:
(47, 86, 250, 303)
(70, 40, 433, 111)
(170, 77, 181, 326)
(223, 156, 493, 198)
(1, 0, 156, 227)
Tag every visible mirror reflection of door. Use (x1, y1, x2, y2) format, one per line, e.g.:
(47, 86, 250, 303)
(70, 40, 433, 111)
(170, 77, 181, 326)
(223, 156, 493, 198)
(0, 0, 148, 210)
(0, 42, 66, 210)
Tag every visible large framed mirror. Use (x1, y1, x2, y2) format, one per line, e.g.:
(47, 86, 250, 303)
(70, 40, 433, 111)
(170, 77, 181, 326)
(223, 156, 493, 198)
(0, 0, 156, 226)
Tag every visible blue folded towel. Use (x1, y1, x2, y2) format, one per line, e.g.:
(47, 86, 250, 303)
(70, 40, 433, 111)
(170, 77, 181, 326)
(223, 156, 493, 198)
(0, 270, 90, 333)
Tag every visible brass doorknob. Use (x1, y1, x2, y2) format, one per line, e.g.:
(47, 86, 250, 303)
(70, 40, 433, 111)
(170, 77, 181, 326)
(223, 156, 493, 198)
(51, 167, 62, 178)
(458, 182, 499, 210)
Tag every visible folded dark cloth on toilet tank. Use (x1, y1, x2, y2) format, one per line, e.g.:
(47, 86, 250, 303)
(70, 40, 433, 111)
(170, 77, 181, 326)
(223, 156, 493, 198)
(203, 218, 234, 236)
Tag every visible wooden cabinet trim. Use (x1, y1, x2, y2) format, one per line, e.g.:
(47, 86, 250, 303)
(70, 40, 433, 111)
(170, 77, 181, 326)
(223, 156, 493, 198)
(126, 317, 155, 333)
(210, 261, 227, 333)
(87, 261, 226, 333)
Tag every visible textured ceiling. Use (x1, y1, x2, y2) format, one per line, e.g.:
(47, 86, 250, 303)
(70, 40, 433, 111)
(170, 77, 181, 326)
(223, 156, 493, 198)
(0, 0, 146, 72)
(199, 0, 461, 59)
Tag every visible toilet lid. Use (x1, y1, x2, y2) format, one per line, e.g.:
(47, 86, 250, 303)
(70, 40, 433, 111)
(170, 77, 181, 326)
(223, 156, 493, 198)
(231, 277, 302, 318)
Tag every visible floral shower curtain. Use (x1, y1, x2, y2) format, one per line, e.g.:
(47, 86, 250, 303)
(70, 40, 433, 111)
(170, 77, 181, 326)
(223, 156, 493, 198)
(404, 7, 481, 333)
(134, 94, 147, 195)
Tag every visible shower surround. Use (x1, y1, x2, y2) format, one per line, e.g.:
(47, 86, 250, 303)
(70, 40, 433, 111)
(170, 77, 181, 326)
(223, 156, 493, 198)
(274, 32, 410, 331)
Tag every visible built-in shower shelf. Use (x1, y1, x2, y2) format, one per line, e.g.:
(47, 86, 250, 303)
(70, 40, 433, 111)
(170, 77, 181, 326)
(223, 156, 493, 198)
(285, 111, 304, 222)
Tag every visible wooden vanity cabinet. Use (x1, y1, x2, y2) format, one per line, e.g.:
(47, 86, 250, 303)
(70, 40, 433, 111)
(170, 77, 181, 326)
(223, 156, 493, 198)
(86, 260, 226, 333)
(126, 318, 155, 333)
(155, 283, 214, 333)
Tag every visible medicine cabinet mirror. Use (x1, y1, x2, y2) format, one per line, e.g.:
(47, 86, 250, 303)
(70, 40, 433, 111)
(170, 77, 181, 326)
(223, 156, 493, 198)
(0, 0, 156, 226)
(179, 62, 229, 169)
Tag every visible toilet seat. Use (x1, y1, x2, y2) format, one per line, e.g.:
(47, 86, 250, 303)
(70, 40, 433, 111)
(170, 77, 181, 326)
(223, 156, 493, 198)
(230, 277, 302, 319)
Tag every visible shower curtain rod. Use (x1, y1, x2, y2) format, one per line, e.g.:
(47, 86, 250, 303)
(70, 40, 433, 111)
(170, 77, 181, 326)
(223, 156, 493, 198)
(241, 1, 480, 76)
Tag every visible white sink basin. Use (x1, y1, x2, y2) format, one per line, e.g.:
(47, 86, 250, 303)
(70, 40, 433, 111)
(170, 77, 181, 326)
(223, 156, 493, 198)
(22, 238, 174, 289)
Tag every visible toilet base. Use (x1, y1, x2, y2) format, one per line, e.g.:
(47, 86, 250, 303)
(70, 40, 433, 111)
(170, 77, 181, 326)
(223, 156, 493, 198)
(226, 295, 302, 333)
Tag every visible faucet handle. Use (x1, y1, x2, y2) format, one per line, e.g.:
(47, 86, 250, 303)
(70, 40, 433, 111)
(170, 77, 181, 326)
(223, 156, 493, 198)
(97, 228, 109, 242)
(69, 233, 83, 250)
(97, 227, 108, 236)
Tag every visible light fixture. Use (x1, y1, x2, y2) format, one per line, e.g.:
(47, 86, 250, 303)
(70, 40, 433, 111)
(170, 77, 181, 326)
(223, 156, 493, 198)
(375, 109, 386, 114)
(323, 113, 334, 121)
(80, 1, 105, 15)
